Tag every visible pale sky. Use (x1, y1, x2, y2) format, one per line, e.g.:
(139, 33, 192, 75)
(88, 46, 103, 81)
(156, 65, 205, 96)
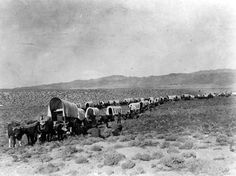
(0, 0, 236, 88)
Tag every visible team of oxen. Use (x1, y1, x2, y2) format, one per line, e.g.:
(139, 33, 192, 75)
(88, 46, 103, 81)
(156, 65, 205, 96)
(7, 91, 232, 148)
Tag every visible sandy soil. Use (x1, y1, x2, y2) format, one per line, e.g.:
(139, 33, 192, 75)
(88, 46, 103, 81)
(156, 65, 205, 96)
(0, 131, 236, 176)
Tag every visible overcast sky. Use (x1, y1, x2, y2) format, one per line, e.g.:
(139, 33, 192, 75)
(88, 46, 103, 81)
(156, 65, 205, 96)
(0, 0, 236, 88)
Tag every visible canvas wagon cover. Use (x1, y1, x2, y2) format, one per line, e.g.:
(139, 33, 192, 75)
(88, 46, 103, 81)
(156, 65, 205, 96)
(48, 97, 78, 118)
(106, 106, 122, 116)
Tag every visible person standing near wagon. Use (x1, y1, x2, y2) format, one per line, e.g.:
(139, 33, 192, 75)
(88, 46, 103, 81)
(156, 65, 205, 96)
(111, 114, 123, 136)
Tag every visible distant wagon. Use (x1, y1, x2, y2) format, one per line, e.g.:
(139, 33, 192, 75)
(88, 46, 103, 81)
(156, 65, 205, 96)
(85, 107, 100, 128)
(167, 95, 177, 101)
(129, 102, 141, 113)
(106, 106, 122, 116)
(181, 94, 194, 100)
(123, 98, 135, 104)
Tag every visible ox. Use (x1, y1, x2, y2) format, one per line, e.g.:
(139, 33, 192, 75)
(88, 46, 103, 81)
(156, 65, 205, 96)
(12, 120, 39, 146)
(38, 115, 55, 142)
(7, 121, 21, 148)
(69, 108, 86, 135)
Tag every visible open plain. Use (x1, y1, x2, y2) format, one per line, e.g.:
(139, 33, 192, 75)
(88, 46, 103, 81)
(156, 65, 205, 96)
(0, 88, 235, 176)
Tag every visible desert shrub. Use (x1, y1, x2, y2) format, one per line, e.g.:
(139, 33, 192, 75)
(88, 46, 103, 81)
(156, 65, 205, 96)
(165, 135, 178, 141)
(135, 134, 145, 141)
(121, 160, 136, 169)
(196, 144, 209, 149)
(132, 153, 152, 161)
(192, 132, 203, 139)
(176, 136, 190, 143)
(128, 140, 141, 147)
(181, 151, 196, 159)
(77, 148, 84, 153)
(213, 147, 222, 150)
(81, 139, 94, 146)
(22, 152, 32, 159)
(107, 136, 119, 143)
(144, 133, 154, 139)
(119, 135, 135, 142)
(40, 155, 53, 163)
(216, 134, 228, 146)
(160, 154, 185, 170)
(103, 151, 126, 166)
(167, 146, 180, 154)
(172, 142, 182, 147)
(113, 144, 125, 149)
(90, 145, 102, 151)
(61, 146, 78, 159)
(160, 141, 170, 149)
(139, 139, 159, 148)
(75, 155, 88, 164)
(156, 134, 165, 139)
(36, 163, 60, 174)
(151, 151, 164, 160)
(179, 141, 194, 150)
(213, 157, 225, 160)
(11, 155, 20, 162)
(47, 141, 61, 151)
(102, 128, 113, 138)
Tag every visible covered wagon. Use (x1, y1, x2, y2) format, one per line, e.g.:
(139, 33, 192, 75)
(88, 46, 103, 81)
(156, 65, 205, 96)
(47, 97, 79, 123)
(106, 106, 122, 116)
(47, 97, 83, 135)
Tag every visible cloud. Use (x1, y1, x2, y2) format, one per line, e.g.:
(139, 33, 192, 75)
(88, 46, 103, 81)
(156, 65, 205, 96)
(0, 0, 235, 88)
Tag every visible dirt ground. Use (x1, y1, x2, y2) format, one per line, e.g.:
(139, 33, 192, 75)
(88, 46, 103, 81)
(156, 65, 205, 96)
(0, 95, 235, 176)
(0, 132, 236, 176)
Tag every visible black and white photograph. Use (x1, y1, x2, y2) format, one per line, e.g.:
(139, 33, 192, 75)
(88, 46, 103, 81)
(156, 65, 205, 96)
(0, 0, 236, 175)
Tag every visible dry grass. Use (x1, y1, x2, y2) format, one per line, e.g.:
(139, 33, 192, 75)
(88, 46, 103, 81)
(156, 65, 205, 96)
(119, 135, 135, 142)
(181, 151, 196, 159)
(216, 134, 229, 146)
(39, 155, 53, 163)
(103, 151, 126, 166)
(160, 141, 170, 149)
(90, 145, 103, 151)
(132, 153, 152, 161)
(151, 151, 164, 160)
(121, 160, 136, 169)
(106, 136, 119, 143)
(127, 140, 141, 147)
(179, 141, 194, 150)
(75, 155, 89, 164)
(60, 146, 78, 160)
(159, 154, 185, 170)
(165, 134, 178, 141)
(167, 146, 180, 154)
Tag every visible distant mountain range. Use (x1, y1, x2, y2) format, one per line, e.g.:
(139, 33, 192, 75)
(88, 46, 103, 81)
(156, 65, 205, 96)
(18, 69, 236, 89)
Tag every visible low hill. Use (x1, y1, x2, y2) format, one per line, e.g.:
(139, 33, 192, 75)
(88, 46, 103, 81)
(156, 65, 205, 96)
(18, 69, 236, 89)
